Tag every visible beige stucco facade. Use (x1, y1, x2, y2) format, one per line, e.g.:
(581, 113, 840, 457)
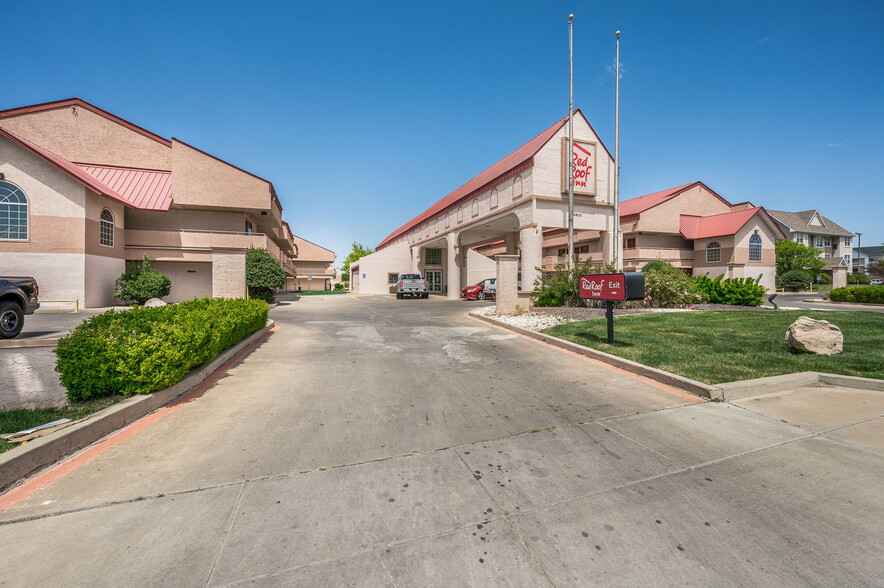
(0, 98, 314, 306)
(352, 111, 617, 309)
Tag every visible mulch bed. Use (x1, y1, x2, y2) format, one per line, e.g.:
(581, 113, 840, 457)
(532, 304, 769, 321)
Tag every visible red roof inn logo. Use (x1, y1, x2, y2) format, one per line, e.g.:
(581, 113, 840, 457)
(579, 273, 645, 302)
(561, 138, 597, 196)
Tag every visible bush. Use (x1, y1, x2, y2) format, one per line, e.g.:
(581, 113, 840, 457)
(643, 264, 704, 308)
(694, 274, 766, 306)
(848, 273, 871, 285)
(55, 298, 268, 400)
(246, 247, 286, 303)
(777, 269, 812, 291)
(115, 255, 171, 304)
(829, 286, 884, 304)
(641, 260, 672, 273)
(533, 257, 617, 307)
(816, 273, 833, 284)
(333, 283, 344, 290)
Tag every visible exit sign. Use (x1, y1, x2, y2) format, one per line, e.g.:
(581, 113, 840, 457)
(579, 273, 645, 301)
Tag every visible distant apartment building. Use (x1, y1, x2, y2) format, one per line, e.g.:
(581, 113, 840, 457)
(291, 235, 336, 291)
(854, 246, 884, 275)
(0, 98, 328, 307)
(766, 209, 854, 277)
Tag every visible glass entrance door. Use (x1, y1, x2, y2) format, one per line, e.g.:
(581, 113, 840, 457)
(426, 270, 442, 294)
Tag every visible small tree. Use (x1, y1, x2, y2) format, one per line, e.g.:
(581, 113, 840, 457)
(246, 247, 286, 303)
(775, 240, 826, 277)
(341, 242, 373, 283)
(115, 254, 172, 304)
(533, 256, 617, 307)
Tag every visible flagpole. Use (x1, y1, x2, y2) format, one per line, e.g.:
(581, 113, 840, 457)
(567, 14, 575, 270)
(613, 30, 621, 270)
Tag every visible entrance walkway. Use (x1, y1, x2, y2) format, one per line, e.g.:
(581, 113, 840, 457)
(0, 297, 880, 586)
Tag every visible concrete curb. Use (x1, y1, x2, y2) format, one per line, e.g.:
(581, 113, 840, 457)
(0, 321, 275, 492)
(714, 371, 884, 401)
(0, 338, 60, 349)
(469, 312, 719, 400)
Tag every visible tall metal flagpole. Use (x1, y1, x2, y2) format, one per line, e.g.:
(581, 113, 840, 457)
(567, 14, 575, 269)
(613, 30, 621, 270)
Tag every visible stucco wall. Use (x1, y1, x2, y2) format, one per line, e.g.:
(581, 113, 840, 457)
(84, 254, 125, 307)
(635, 185, 733, 234)
(0, 252, 85, 304)
(126, 208, 247, 233)
(466, 248, 497, 286)
(733, 221, 778, 291)
(171, 140, 271, 210)
(211, 250, 246, 299)
(350, 242, 412, 294)
(152, 261, 213, 302)
(0, 105, 171, 170)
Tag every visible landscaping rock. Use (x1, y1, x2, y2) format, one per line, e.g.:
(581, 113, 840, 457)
(785, 316, 843, 356)
(144, 298, 167, 308)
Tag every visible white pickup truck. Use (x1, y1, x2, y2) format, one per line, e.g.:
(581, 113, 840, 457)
(395, 273, 429, 299)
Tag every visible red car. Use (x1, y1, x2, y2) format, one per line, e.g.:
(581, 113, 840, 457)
(461, 278, 495, 300)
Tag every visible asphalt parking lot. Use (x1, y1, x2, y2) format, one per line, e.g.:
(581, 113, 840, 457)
(1, 295, 881, 586)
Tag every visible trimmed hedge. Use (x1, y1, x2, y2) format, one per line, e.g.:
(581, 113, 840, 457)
(694, 274, 766, 306)
(55, 298, 268, 401)
(829, 286, 884, 304)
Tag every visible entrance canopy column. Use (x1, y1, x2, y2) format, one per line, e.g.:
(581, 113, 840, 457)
(504, 232, 519, 254)
(446, 232, 462, 299)
(519, 224, 543, 292)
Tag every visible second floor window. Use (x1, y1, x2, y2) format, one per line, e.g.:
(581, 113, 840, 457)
(815, 236, 823, 248)
(425, 248, 442, 265)
(844, 236, 852, 247)
(100, 209, 114, 247)
(706, 242, 721, 263)
(796, 233, 804, 244)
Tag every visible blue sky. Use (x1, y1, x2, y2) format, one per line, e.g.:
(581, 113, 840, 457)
(4, 0, 883, 261)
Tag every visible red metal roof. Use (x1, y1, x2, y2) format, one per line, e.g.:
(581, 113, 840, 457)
(77, 164, 172, 211)
(680, 207, 763, 239)
(0, 128, 133, 208)
(0, 98, 172, 147)
(377, 111, 604, 250)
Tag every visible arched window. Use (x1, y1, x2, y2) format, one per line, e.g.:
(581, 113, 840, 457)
(0, 181, 29, 240)
(490, 188, 499, 209)
(749, 234, 762, 262)
(513, 176, 523, 199)
(706, 241, 721, 263)
(100, 209, 115, 247)
(457, 206, 464, 223)
(471, 199, 479, 217)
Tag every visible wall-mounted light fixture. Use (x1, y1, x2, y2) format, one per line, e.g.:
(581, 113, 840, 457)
(0, 172, 5, 181)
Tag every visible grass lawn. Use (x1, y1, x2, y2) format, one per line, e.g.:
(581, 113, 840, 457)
(0, 396, 124, 454)
(297, 290, 346, 296)
(542, 310, 884, 385)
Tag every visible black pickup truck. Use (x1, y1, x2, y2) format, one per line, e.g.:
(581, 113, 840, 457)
(0, 277, 40, 338)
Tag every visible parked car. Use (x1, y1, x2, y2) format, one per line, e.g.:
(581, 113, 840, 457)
(0, 276, 40, 338)
(461, 278, 496, 300)
(396, 273, 429, 299)
(871, 279, 883, 286)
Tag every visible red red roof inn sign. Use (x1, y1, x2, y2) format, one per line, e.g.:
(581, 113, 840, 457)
(561, 138, 597, 196)
(579, 273, 645, 344)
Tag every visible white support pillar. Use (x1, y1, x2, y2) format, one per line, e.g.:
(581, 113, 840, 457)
(411, 246, 420, 274)
(495, 254, 521, 315)
(446, 232, 462, 299)
(601, 230, 614, 267)
(519, 225, 543, 292)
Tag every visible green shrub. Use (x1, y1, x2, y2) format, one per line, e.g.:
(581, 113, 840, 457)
(777, 269, 812, 291)
(641, 260, 673, 273)
(643, 265, 704, 308)
(533, 257, 617, 307)
(694, 274, 766, 306)
(55, 298, 268, 400)
(333, 283, 344, 290)
(246, 247, 286, 303)
(829, 286, 884, 304)
(848, 273, 871, 285)
(115, 255, 172, 304)
(816, 273, 833, 284)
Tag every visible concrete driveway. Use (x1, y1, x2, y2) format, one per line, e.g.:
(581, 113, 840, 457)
(0, 295, 881, 586)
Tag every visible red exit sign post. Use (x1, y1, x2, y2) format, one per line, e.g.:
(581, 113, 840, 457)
(579, 273, 645, 343)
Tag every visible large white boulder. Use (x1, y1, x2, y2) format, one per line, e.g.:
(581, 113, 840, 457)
(784, 316, 843, 356)
(143, 298, 167, 308)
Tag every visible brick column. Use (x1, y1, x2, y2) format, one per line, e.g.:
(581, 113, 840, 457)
(212, 248, 247, 299)
(495, 254, 520, 315)
(519, 225, 543, 293)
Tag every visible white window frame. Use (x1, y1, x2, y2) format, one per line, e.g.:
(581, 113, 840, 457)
(815, 236, 823, 248)
(706, 242, 721, 263)
(844, 236, 852, 247)
(796, 233, 804, 245)
(749, 234, 762, 262)
(0, 181, 29, 241)
(99, 208, 115, 247)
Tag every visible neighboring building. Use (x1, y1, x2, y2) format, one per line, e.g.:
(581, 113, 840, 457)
(291, 235, 335, 291)
(767, 209, 854, 280)
(0, 98, 302, 306)
(351, 110, 617, 299)
(854, 245, 884, 275)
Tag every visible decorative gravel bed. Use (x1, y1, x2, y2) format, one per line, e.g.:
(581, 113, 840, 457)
(470, 303, 769, 332)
